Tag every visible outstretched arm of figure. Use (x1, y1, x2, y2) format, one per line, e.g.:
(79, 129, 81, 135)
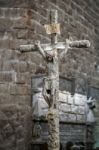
(60, 39, 69, 58)
(60, 39, 90, 58)
(35, 41, 46, 60)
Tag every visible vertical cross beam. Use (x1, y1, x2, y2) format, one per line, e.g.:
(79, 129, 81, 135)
(43, 10, 60, 150)
(50, 10, 58, 44)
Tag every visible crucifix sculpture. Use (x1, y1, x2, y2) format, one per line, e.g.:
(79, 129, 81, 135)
(19, 10, 90, 150)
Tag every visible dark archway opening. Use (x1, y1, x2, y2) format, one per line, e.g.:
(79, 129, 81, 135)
(31, 143, 48, 150)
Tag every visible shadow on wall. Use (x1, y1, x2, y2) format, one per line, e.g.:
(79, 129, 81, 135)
(65, 141, 85, 150)
(66, 141, 73, 150)
(31, 143, 62, 150)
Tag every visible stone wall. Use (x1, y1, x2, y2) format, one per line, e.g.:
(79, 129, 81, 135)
(32, 90, 86, 123)
(0, 104, 32, 150)
(32, 76, 94, 149)
(0, 0, 99, 149)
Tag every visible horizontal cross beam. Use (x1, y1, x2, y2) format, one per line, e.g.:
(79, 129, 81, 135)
(19, 40, 90, 52)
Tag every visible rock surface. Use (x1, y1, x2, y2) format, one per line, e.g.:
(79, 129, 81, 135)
(0, 104, 32, 150)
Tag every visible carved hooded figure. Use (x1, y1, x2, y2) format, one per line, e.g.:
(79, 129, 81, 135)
(85, 97, 96, 124)
(32, 88, 48, 118)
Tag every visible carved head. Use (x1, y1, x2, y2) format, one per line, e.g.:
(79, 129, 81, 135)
(87, 97, 96, 109)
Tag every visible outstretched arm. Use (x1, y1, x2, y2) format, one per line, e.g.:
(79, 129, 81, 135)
(60, 39, 69, 58)
(60, 39, 90, 58)
(35, 41, 46, 60)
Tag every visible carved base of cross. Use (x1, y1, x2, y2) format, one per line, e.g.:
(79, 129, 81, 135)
(47, 108, 60, 150)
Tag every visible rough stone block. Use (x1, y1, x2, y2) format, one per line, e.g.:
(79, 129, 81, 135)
(12, 39, 28, 50)
(16, 29, 29, 39)
(3, 8, 25, 19)
(0, 94, 11, 104)
(13, 16, 30, 29)
(78, 106, 85, 115)
(0, 59, 3, 70)
(62, 0, 71, 5)
(72, 0, 86, 8)
(0, 38, 10, 49)
(15, 125, 24, 139)
(59, 91, 68, 103)
(71, 1, 83, 16)
(0, 0, 29, 7)
(15, 73, 26, 84)
(0, 104, 32, 150)
(18, 61, 28, 73)
(59, 103, 71, 113)
(0, 18, 13, 32)
(68, 113, 77, 122)
(0, 83, 9, 93)
(4, 60, 19, 72)
(12, 95, 31, 106)
(74, 93, 86, 106)
(27, 61, 36, 73)
(3, 123, 13, 137)
(59, 112, 68, 122)
(0, 49, 18, 63)
(71, 105, 79, 114)
(27, 52, 43, 65)
(31, 19, 46, 35)
(10, 84, 31, 95)
(77, 115, 86, 122)
(15, 72, 31, 84)
(58, 1, 68, 13)
(4, 60, 28, 73)
(0, 71, 16, 83)
(16, 139, 25, 150)
(67, 94, 74, 104)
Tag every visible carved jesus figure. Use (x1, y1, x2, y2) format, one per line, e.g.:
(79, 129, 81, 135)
(35, 41, 59, 109)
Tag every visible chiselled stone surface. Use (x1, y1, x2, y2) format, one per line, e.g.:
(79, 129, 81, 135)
(10, 84, 31, 95)
(74, 93, 86, 106)
(0, 71, 16, 83)
(32, 90, 86, 123)
(68, 113, 77, 122)
(77, 115, 86, 122)
(40, 122, 86, 144)
(59, 103, 71, 113)
(0, 0, 99, 149)
(59, 91, 68, 103)
(0, 104, 32, 150)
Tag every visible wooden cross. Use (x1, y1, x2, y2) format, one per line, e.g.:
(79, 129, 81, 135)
(19, 10, 90, 150)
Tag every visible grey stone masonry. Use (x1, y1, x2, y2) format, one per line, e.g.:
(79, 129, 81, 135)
(32, 90, 86, 123)
(0, 0, 99, 149)
(0, 104, 32, 150)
